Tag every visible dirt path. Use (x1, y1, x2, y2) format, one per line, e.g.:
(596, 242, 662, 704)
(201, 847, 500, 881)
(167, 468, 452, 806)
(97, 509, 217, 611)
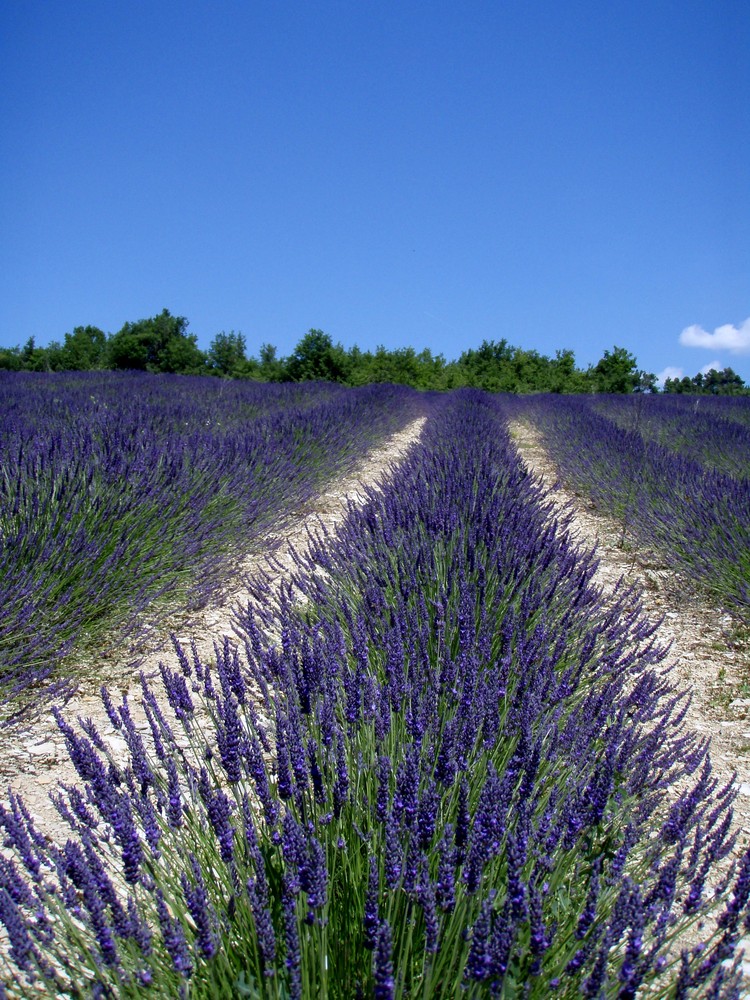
(510, 418, 750, 983)
(0, 416, 427, 841)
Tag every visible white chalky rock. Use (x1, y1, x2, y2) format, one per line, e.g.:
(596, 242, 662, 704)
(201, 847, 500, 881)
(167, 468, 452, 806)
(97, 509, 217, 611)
(106, 736, 128, 756)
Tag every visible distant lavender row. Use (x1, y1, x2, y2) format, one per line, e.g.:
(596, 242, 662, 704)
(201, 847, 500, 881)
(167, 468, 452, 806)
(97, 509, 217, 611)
(521, 393, 750, 621)
(590, 394, 750, 480)
(2, 390, 747, 997)
(0, 371, 423, 704)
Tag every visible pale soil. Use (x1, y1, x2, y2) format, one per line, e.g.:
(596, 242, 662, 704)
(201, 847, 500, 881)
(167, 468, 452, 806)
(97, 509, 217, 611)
(0, 416, 427, 844)
(510, 418, 750, 986)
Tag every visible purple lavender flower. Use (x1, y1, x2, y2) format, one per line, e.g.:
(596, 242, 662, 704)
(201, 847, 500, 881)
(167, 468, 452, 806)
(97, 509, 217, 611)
(203, 658, 215, 699)
(216, 691, 243, 784)
(247, 876, 277, 970)
(99, 685, 122, 729)
(489, 899, 515, 981)
(128, 778, 160, 858)
(0, 887, 34, 971)
(307, 738, 326, 806)
(393, 749, 419, 829)
(81, 832, 129, 938)
(112, 793, 144, 883)
(402, 839, 421, 895)
(436, 824, 457, 913)
(618, 884, 646, 997)
(0, 856, 38, 910)
(711, 846, 750, 964)
(455, 777, 470, 858)
(435, 718, 457, 787)
(60, 783, 99, 831)
(419, 875, 439, 954)
(204, 787, 235, 865)
(181, 855, 219, 959)
(170, 633, 192, 677)
(364, 856, 380, 949)
(243, 735, 279, 828)
(63, 841, 119, 967)
(215, 636, 247, 705)
(52, 707, 118, 823)
(142, 700, 167, 761)
(302, 836, 328, 921)
(376, 755, 391, 825)
(464, 767, 504, 896)
(166, 756, 183, 829)
(159, 661, 195, 723)
(282, 812, 306, 896)
(373, 919, 395, 1000)
(76, 715, 106, 751)
(275, 716, 294, 801)
(465, 893, 494, 983)
(417, 780, 439, 850)
(155, 888, 193, 978)
(577, 860, 601, 940)
(375, 681, 392, 742)
(333, 730, 349, 817)
(126, 895, 152, 956)
(287, 712, 309, 794)
(283, 882, 302, 1000)
(582, 930, 611, 998)
(384, 810, 402, 890)
(118, 697, 154, 794)
(140, 672, 176, 742)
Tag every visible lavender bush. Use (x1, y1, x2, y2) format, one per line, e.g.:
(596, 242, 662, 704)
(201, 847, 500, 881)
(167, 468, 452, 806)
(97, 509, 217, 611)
(0, 372, 422, 707)
(1, 390, 748, 997)
(590, 394, 750, 481)
(521, 393, 750, 623)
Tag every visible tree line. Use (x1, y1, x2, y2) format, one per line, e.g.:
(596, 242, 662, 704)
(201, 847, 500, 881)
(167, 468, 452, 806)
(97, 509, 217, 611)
(1, 308, 747, 394)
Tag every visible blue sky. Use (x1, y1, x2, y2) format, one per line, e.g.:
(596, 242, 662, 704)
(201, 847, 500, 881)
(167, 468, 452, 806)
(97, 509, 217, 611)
(1, 1, 748, 383)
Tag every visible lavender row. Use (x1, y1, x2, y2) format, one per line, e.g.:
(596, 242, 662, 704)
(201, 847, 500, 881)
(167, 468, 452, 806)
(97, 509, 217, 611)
(589, 394, 750, 481)
(1, 390, 747, 997)
(521, 394, 750, 623)
(0, 372, 423, 707)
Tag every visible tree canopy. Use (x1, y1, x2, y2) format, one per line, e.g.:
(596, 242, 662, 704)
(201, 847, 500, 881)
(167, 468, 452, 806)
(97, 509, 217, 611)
(663, 367, 747, 395)
(5, 311, 721, 395)
(107, 310, 206, 374)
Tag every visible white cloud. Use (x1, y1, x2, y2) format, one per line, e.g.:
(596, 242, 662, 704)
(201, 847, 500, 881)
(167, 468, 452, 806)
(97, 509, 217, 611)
(699, 360, 723, 375)
(679, 317, 750, 354)
(656, 365, 683, 386)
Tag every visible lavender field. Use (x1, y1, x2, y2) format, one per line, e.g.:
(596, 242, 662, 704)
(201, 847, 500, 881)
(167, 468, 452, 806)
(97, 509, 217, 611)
(0, 372, 422, 709)
(1, 381, 750, 997)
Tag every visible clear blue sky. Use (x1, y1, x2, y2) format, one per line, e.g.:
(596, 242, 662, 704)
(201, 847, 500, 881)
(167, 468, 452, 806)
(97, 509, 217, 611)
(1, 1, 748, 383)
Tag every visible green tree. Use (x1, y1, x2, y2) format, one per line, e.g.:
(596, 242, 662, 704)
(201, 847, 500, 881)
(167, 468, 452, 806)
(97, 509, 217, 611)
(455, 340, 515, 391)
(703, 366, 746, 395)
(256, 343, 288, 382)
(207, 330, 249, 377)
(663, 367, 747, 395)
(60, 325, 107, 370)
(286, 329, 349, 382)
(0, 346, 22, 371)
(547, 349, 590, 393)
(591, 346, 640, 393)
(19, 337, 50, 372)
(634, 370, 659, 393)
(108, 309, 206, 374)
